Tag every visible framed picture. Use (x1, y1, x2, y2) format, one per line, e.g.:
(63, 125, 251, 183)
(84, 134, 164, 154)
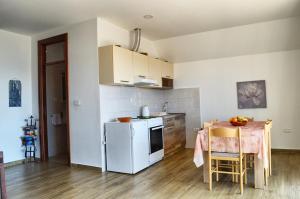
(237, 80, 267, 109)
(9, 80, 22, 107)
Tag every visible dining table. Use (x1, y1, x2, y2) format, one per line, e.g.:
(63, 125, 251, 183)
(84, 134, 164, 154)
(194, 121, 269, 189)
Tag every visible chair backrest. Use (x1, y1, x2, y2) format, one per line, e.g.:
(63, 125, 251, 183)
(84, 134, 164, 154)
(246, 117, 254, 122)
(208, 127, 242, 157)
(204, 122, 213, 128)
(203, 119, 219, 128)
(264, 120, 272, 137)
(266, 119, 272, 127)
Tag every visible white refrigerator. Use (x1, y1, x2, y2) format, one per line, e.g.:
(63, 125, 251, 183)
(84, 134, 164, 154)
(105, 120, 150, 174)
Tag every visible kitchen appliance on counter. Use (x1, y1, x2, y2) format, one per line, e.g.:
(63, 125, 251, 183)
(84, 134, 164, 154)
(142, 105, 150, 117)
(105, 117, 164, 174)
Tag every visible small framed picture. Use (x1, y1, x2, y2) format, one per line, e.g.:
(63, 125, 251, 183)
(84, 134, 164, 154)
(9, 80, 22, 107)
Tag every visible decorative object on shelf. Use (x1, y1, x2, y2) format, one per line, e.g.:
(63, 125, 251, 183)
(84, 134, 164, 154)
(20, 115, 39, 162)
(9, 79, 22, 107)
(229, 116, 248, 126)
(237, 80, 267, 109)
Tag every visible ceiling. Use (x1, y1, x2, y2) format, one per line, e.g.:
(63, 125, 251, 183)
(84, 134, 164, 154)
(1, 0, 300, 40)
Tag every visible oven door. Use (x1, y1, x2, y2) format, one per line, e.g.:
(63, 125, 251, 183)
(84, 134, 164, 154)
(149, 126, 164, 154)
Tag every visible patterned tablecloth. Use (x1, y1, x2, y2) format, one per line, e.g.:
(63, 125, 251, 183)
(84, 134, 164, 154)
(193, 121, 268, 169)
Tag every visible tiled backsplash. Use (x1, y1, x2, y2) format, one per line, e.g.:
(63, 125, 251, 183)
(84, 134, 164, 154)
(165, 88, 201, 148)
(99, 85, 201, 148)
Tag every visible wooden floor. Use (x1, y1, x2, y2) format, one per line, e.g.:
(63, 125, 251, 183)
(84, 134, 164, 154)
(6, 149, 300, 199)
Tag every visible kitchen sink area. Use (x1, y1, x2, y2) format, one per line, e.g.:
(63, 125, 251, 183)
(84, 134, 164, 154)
(100, 85, 201, 172)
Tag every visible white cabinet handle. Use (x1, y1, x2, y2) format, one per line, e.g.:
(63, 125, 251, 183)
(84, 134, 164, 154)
(120, 80, 129, 83)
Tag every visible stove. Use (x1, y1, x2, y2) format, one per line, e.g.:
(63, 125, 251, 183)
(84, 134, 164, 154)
(132, 116, 164, 164)
(144, 117, 164, 165)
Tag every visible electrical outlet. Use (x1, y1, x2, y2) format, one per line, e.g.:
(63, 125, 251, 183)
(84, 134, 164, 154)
(283, 129, 292, 134)
(193, 128, 201, 132)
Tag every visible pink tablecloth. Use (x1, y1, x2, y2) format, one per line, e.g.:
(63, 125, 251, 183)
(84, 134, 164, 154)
(193, 121, 268, 169)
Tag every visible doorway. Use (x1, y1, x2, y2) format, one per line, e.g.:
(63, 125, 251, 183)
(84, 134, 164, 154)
(38, 34, 70, 165)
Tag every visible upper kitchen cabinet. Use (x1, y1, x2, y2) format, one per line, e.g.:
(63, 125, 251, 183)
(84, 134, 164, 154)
(99, 45, 134, 85)
(148, 58, 162, 88)
(162, 62, 174, 79)
(99, 45, 174, 88)
(132, 51, 149, 78)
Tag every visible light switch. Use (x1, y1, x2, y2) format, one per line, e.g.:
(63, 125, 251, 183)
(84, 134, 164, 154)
(73, 99, 81, 107)
(283, 129, 292, 134)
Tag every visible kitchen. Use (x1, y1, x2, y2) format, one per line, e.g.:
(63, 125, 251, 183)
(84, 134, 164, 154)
(98, 40, 201, 172)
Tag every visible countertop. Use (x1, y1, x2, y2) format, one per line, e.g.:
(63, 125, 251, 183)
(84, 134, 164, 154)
(162, 113, 185, 119)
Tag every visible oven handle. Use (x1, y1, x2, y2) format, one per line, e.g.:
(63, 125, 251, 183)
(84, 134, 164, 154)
(151, 126, 164, 131)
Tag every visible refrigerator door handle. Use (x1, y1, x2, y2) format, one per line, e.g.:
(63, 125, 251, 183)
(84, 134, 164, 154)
(131, 125, 135, 137)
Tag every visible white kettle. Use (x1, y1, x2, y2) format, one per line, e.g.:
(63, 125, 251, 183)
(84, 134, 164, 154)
(142, 105, 150, 117)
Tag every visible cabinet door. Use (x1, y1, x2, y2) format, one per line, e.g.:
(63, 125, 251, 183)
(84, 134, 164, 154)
(162, 62, 173, 79)
(148, 58, 162, 87)
(132, 121, 149, 173)
(174, 115, 186, 148)
(133, 52, 149, 78)
(113, 46, 133, 85)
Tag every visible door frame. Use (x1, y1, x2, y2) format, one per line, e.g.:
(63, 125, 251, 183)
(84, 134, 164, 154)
(38, 33, 71, 165)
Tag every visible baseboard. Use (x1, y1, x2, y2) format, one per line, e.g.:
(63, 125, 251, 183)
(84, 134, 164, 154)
(71, 163, 102, 171)
(271, 149, 300, 153)
(4, 159, 24, 168)
(4, 158, 40, 168)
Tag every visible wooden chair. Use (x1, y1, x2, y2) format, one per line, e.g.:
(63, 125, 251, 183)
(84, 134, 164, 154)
(245, 117, 254, 122)
(244, 117, 254, 168)
(267, 119, 272, 176)
(208, 127, 247, 194)
(0, 152, 7, 199)
(264, 120, 272, 185)
(203, 119, 219, 128)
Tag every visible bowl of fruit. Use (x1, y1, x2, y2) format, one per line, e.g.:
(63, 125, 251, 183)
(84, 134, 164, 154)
(229, 116, 248, 126)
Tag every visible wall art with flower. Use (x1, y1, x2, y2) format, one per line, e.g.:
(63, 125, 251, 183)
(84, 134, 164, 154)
(237, 80, 267, 109)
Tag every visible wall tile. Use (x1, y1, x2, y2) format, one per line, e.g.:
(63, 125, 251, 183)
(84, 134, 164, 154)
(99, 85, 201, 148)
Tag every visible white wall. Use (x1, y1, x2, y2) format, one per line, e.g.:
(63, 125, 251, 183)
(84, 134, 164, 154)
(154, 16, 300, 150)
(154, 17, 300, 63)
(0, 30, 32, 163)
(97, 18, 158, 57)
(31, 19, 101, 167)
(175, 50, 300, 149)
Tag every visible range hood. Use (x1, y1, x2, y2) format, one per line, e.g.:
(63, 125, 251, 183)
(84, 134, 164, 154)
(133, 76, 157, 86)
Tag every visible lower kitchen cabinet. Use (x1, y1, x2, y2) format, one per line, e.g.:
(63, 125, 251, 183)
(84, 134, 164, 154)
(163, 114, 186, 157)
